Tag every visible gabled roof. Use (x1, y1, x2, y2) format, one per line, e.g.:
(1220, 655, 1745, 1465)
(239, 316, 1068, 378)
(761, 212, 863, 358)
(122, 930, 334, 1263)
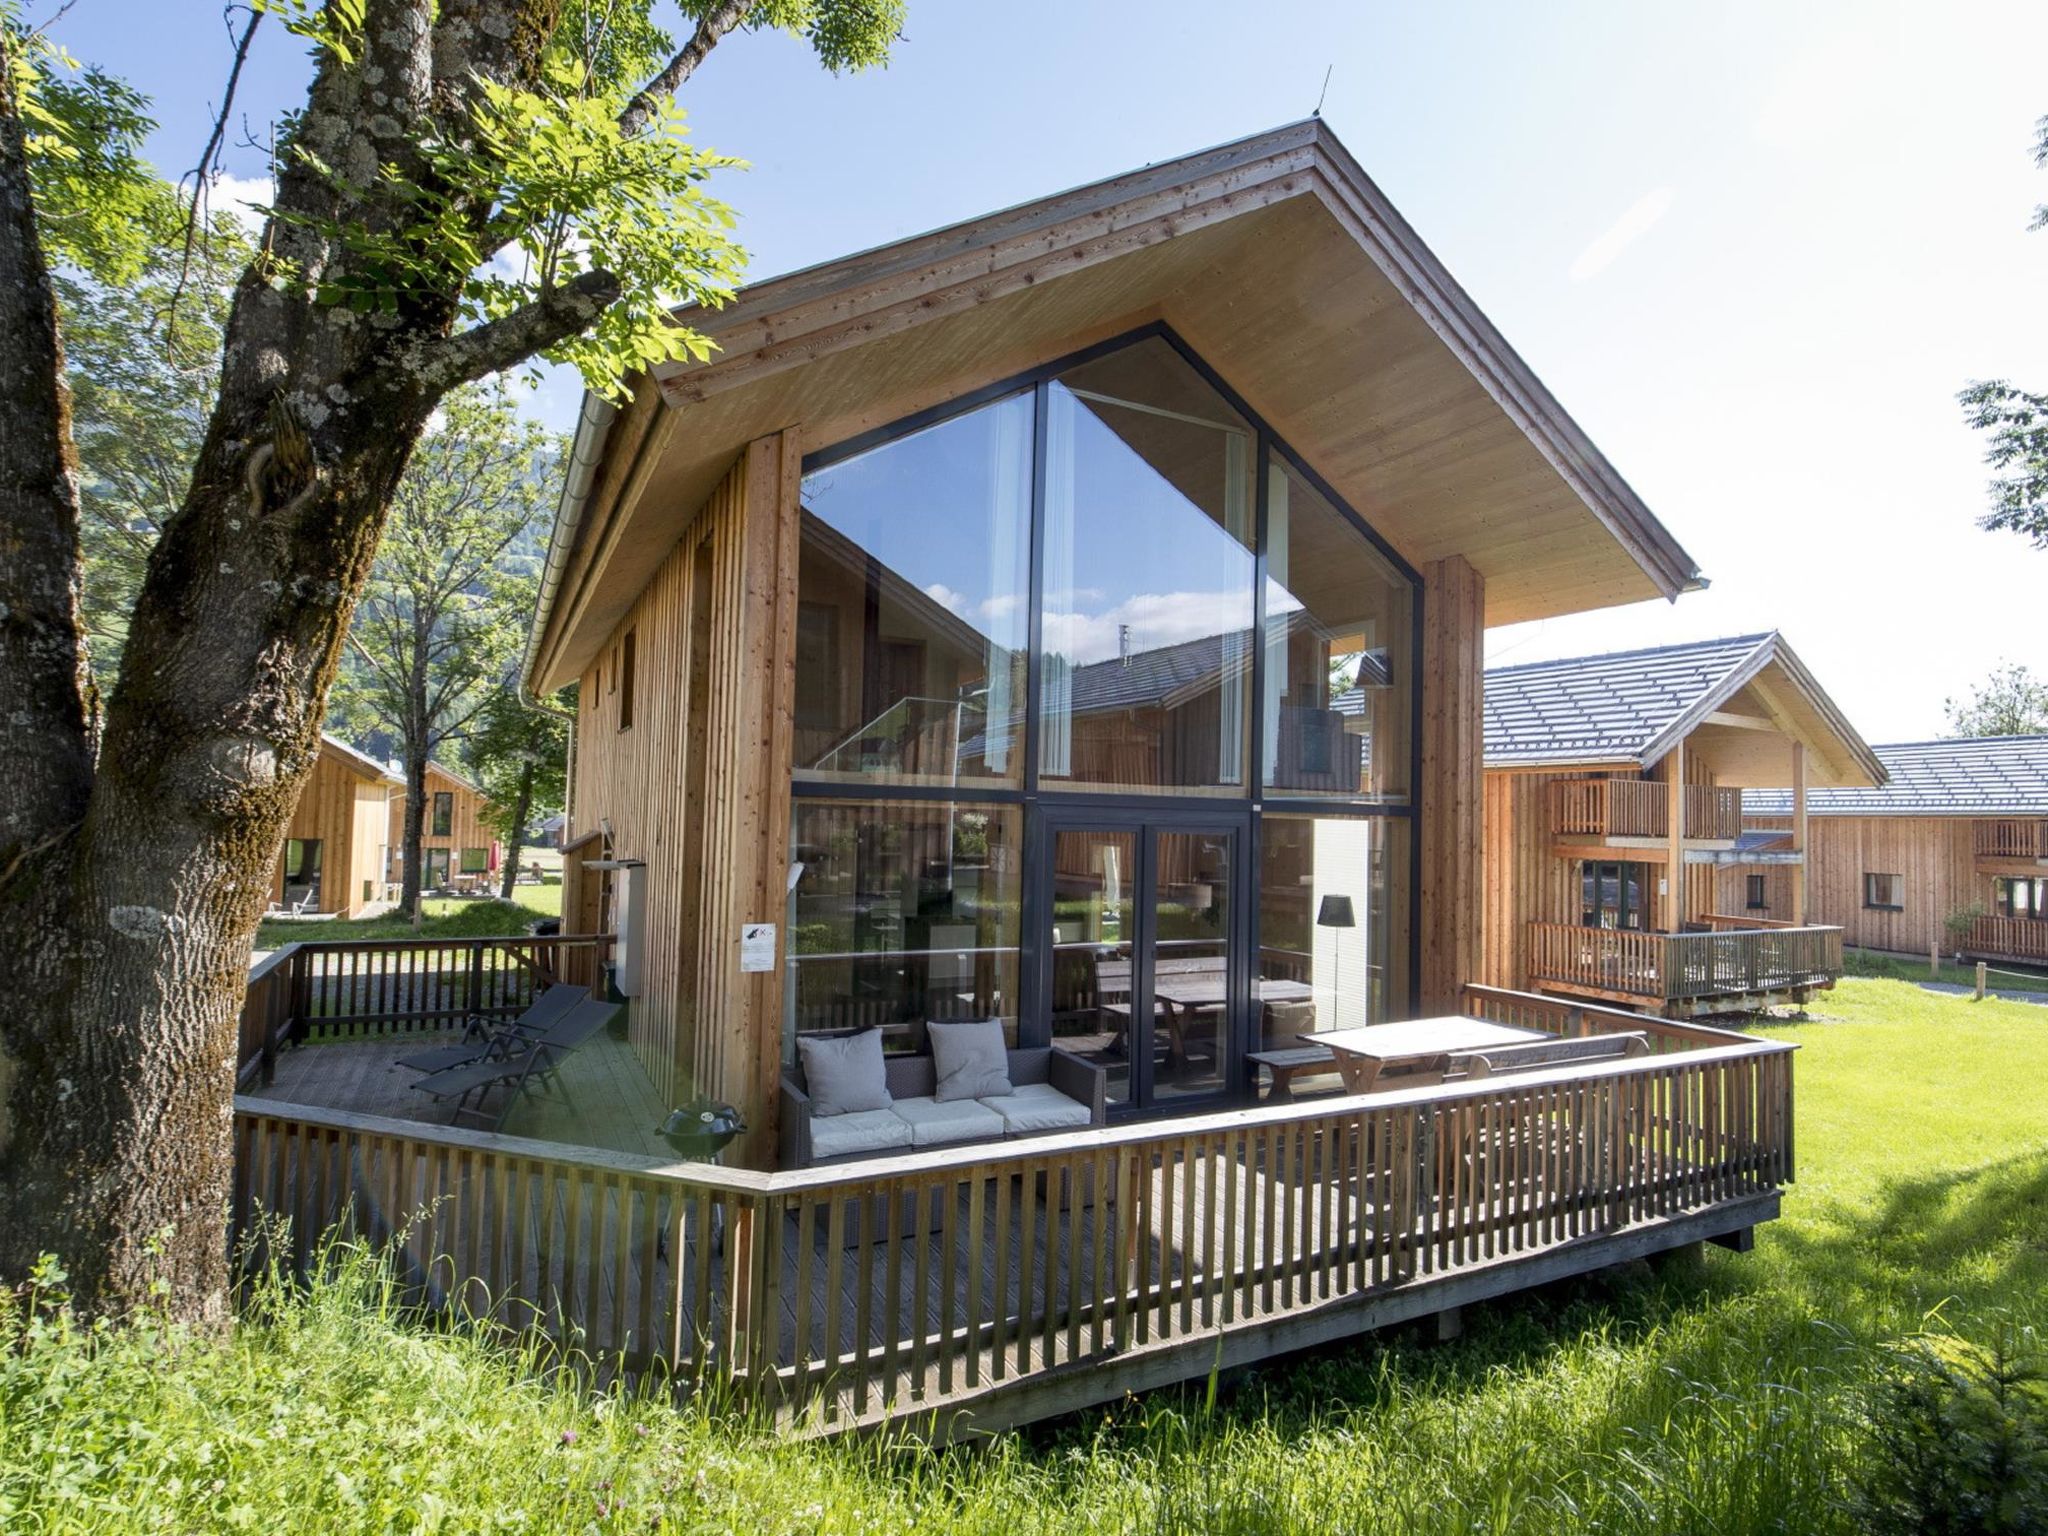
(1745, 737, 2048, 817)
(1483, 632, 1885, 788)
(320, 733, 403, 787)
(527, 118, 1708, 693)
(389, 760, 486, 798)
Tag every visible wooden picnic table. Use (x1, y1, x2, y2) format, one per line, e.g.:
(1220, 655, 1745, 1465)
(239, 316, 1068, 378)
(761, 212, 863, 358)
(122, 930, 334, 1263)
(1309, 1016, 1548, 1093)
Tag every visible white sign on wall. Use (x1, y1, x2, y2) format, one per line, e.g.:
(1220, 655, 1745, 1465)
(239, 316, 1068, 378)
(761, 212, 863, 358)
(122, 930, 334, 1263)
(739, 922, 777, 973)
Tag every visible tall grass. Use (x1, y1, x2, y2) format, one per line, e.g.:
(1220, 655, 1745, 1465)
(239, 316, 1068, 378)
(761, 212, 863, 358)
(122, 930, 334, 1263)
(5, 977, 2046, 1533)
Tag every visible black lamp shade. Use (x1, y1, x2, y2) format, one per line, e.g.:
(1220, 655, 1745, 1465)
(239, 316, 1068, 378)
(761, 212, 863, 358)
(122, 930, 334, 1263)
(1317, 895, 1356, 928)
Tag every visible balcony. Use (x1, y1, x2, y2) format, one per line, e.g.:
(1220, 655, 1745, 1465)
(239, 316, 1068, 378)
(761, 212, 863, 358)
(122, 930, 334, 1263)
(1527, 918, 1843, 1015)
(1549, 779, 1743, 844)
(1961, 914, 2048, 965)
(1973, 820, 2048, 864)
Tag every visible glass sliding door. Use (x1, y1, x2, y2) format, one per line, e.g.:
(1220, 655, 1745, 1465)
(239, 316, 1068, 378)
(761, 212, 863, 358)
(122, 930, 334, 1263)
(1043, 811, 1243, 1112)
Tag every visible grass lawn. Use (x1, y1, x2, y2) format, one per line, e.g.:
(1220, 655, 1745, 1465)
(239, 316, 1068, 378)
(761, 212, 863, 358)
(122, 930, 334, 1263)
(6, 977, 2046, 1533)
(253, 881, 561, 950)
(1844, 943, 2048, 994)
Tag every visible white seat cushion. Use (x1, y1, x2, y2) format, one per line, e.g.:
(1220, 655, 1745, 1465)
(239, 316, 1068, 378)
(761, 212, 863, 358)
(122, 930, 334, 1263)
(809, 1108, 913, 1160)
(978, 1081, 1091, 1135)
(888, 1094, 1006, 1147)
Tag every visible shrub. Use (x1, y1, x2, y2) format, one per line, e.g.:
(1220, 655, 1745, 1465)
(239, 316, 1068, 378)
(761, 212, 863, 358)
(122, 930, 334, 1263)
(1851, 1324, 2048, 1536)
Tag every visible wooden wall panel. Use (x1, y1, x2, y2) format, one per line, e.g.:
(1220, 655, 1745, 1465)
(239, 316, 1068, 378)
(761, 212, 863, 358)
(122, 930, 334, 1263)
(272, 744, 393, 918)
(1420, 555, 1485, 1013)
(565, 434, 800, 1166)
(1795, 816, 1980, 956)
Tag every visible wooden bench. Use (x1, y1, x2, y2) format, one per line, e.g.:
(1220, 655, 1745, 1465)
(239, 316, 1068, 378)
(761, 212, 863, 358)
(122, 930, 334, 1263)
(1457, 1030, 1650, 1079)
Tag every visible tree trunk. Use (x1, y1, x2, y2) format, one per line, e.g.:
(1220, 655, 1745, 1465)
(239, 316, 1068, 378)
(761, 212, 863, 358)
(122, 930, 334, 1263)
(496, 757, 536, 901)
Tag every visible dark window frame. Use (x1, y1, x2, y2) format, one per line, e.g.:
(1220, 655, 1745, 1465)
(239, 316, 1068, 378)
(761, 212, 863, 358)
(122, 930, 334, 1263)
(1581, 859, 1650, 931)
(431, 791, 453, 838)
(1863, 872, 1904, 911)
(1745, 873, 1768, 911)
(618, 629, 636, 731)
(790, 323, 1426, 1073)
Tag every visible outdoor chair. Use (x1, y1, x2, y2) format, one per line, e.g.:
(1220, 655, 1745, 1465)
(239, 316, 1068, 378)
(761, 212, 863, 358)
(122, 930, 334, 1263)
(392, 982, 583, 1075)
(408, 994, 620, 1130)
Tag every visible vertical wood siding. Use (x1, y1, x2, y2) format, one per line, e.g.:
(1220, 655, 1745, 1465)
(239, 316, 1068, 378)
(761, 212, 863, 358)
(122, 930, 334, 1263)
(1420, 556, 1485, 1014)
(388, 764, 494, 871)
(566, 436, 800, 1164)
(274, 745, 396, 918)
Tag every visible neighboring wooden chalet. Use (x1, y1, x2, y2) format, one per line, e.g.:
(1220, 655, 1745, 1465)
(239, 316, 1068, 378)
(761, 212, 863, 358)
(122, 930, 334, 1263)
(231, 120, 1810, 1436)
(1746, 735, 2048, 968)
(527, 117, 1710, 1164)
(1481, 633, 1884, 1015)
(387, 760, 500, 890)
(271, 734, 402, 918)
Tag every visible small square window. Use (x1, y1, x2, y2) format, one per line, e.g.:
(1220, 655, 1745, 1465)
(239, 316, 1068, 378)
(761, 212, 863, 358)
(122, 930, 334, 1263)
(1863, 872, 1903, 910)
(460, 847, 489, 874)
(1745, 873, 1768, 911)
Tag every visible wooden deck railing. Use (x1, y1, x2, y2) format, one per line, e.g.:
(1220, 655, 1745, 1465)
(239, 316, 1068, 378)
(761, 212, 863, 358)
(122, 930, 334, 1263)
(1527, 922, 1842, 1005)
(1549, 779, 1741, 841)
(233, 983, 1794, 1434)
(236, 934, 615, 1086)
(1974, 820, 2048, 860)
(1963, 915, 2048, 964)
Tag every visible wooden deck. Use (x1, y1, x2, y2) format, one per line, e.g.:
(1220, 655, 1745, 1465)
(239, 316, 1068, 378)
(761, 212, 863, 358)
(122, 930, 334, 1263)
(247, 1030, 673, 1159)
(234, 961, 1795, 1438)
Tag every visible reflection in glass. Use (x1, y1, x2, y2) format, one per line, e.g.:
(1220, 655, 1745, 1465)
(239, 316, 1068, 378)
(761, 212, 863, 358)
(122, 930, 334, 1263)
(795, 393, 1033, 787)
(1048, 828, 1138, 1105)
(1580, 860, 1649, 930)
(1038, 339, 1256, 795)
(1256, 815, 1405, 1044)
(1262, 458, 1412, 800)
(785, 800, 1021, 1061)
(1150, 829, 1232, 1100)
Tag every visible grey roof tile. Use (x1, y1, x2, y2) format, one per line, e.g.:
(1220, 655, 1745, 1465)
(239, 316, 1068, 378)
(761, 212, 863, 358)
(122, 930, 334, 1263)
(1745, 737, 2048, 817)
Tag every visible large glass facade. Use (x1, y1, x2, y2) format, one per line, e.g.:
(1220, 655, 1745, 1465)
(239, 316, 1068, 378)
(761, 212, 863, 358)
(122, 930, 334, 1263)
(1038, 339, 1257, 795)
(786, 800, 1022, 1060)
(1262, 458, 1413, 801)
(786, 329, 1420, 1096)
(794, 393, 1032, 787)
(1256, 815, 1407, 1042)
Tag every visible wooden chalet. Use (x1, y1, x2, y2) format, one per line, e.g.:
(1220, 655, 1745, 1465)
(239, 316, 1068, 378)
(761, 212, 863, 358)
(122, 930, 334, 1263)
(269, 734, 402, 919)
(388, 760, 501, 891)
(1745, 734, 2048, 968)
(230, 122, 1804, 1435)
(1481, 633, 1884, 1015)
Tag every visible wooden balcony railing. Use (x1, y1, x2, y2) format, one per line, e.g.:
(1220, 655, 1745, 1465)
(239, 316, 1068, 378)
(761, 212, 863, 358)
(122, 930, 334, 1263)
(1527, 921, 1843, 1005)
(232, 983, 1794, 1435)
(1963, 915, 2048, 963)
(237, 933, 615, 1088)
(1974, 820, 2048, 860)
(1549, 779, 1742, 841)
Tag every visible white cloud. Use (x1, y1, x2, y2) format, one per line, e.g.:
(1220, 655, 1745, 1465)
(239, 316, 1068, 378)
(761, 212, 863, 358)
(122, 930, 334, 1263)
(207, 172, 273, 236)
(1568, 187, 1675, 282)
(1043, 588, 1257, 666)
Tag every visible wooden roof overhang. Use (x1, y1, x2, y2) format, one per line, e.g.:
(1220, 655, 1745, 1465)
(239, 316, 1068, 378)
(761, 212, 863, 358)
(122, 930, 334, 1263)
(528, 119, 1707, 693)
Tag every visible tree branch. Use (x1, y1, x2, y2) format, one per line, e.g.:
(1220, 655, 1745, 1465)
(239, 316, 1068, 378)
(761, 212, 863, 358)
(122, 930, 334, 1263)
(0, 33, 95, 863)
(616, 0, 755, 138)
(418, 269, 621, 391)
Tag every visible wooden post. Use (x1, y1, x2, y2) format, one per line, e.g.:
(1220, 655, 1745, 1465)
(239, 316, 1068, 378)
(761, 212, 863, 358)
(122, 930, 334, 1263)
(1975, 961, 1987, 1001)
(1663, 747, 1686, 931)
(1419, 556, 1485, 1014)
(1789, 740, 1807, 925)
(1930, 942, 1940, 980)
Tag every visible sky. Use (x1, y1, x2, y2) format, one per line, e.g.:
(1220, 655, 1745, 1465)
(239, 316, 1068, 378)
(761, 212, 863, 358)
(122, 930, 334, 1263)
(40, 0, 2048, 746)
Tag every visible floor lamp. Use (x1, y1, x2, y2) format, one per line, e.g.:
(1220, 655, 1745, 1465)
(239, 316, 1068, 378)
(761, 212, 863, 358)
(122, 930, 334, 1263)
(1317, 894, 1355, 1029)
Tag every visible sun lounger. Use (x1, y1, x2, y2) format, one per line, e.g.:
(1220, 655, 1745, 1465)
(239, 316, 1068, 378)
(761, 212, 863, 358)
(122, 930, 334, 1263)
(408, 995, 620, 1129)
(393, 983, 583, 1074)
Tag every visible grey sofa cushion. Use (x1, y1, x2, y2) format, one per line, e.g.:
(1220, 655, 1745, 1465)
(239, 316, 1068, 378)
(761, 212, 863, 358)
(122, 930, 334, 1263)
(889, 1094, 1006, 1147)
(810, 1107, 913, 1159)
(927, 1018, 1012, 1102)
(979, 1081, 1092, 1135)
(797, 1030, 891, 1117)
